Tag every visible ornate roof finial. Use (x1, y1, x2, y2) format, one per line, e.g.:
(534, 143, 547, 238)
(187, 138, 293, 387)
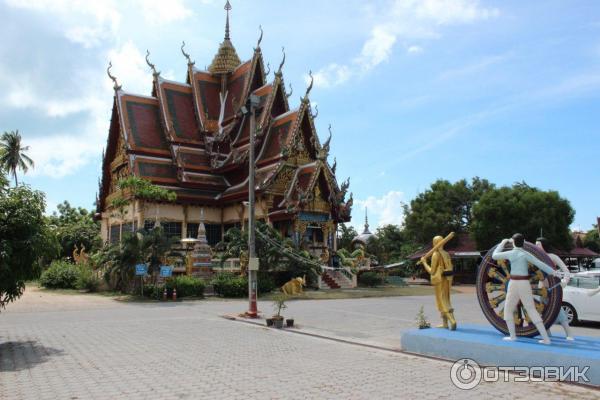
(106, 61, 121, 91)
(311, 104, 319, 119)
(277, 47, 286, 75)
(332, 157, 337, 174)
(304, 70, 314, 99)
(324, 124, 332, 150)
(363, 207, 371, 234)
(145, 50, 160, 76)
(286, 83, 293, 99)
(264, 62, 271, 76)
(256, 25, 263, 49)
(181, 41, 194, 66)
(224, 1, 232, 40)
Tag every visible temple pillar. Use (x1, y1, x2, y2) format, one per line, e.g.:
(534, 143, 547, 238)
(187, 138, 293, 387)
(182, 205, 189, 239)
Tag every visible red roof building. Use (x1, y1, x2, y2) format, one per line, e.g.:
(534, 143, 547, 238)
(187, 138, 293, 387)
(97, 4, 352, 256)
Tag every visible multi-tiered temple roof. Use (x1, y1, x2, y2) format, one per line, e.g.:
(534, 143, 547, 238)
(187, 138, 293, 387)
(98, 2, 352, 224)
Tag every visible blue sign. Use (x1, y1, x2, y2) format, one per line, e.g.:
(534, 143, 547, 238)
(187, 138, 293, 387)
(298, 212, 329, 222)
(135, 264, 148, 276)
(159, 266, 173, 278)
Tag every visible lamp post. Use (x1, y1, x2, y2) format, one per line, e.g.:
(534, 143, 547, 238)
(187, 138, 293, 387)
(242, 94, 260, 318)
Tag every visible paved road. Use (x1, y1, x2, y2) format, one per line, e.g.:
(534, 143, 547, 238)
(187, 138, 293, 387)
(0, 288, 598, 399)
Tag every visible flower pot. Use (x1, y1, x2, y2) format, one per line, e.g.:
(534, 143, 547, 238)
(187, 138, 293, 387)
(286, 319, 294, 328)
(272, 317, 284, 329)
(266, 318, 274, 327)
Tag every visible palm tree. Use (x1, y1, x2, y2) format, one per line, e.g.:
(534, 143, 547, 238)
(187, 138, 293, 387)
(0, 130, 34, 186)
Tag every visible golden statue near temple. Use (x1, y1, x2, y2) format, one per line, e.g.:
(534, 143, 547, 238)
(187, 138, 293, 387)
(281, 276, 306, 296)
(419, 232, 457, 330)
(72, 244, 89, 265)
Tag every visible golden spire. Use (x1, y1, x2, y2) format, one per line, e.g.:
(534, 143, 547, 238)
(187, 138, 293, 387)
(208, 1, 241, 74)
(224, 1, 232, 40)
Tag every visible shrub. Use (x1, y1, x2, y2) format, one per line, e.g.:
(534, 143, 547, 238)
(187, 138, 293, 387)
(143, 284, 164, 300)
(40, 261, 80, 289)
(211, 273, 247, 298)
(75, 266, 101, 292)
(166, 275, 205, 298)
(358, 271, 384, 287)
(257, 272, 276, 294)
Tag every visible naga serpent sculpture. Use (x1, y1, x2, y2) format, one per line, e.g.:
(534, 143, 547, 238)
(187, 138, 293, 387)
(476, 241, 563, 337)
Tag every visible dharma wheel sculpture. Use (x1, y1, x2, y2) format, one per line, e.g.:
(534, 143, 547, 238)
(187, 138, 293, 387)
(476, 241, 563, 337)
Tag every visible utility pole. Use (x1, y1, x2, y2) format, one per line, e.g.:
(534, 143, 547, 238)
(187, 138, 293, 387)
(244, 94, 260, 318)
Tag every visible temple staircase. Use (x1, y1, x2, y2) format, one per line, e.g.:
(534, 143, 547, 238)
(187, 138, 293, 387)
(320, 269, 356, 289)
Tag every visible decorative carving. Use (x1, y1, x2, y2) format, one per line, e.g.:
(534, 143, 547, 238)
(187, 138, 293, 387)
(304, 70, 314, 100)
(277, 47, 286, 75)
(145, 50, 160, 76)
(181, 41, 195, 65)
(270, 167, 295, 193)
(106, 61, 121, 91)
(256, 25, 264, 49)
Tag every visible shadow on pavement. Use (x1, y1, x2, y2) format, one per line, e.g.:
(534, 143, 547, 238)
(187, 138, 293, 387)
(0, 340, 63, 372)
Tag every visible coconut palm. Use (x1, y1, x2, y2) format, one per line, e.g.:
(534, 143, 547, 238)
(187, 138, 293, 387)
(0, 130, 34, 186)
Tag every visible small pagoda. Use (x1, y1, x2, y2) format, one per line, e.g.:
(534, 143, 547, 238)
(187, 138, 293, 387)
(97, 1, 353, 259)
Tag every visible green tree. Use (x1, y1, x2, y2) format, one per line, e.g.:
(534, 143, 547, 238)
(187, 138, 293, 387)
(366, 224, 416, 265)
(584, 227, 600, 253)
(0, 186, 47, 310)
(0, 130, 34, 186)
(98, 226, 176, 292)
(471, 183, 575, 250)
(337, 223, 358, 251)
(404, 177, 494, 244)
(47, 201, 101, 258)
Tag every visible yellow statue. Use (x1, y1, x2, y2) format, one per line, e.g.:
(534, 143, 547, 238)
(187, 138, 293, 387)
(320, 248, 330, 264)
(239, 250, 249, 276)
(419, 232, 457, 330)
(281, 276, 306, 295)
(72, 244, 89, 265)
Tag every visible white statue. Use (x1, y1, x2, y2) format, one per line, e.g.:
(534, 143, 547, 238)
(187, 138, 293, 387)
(535, 237, 574, 340)
(492, 233, 560, 345)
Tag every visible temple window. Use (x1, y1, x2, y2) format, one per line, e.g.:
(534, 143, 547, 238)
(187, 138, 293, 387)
(161, 222, 182, 239)
(206, 224, 221, 247)
(187, 223, 199, 239)
(109, 225, 120, 244)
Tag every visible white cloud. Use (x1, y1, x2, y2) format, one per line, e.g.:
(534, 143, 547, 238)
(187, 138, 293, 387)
(356, 26, 397, 71)
(407, 45, 423, 54)
(308, 64, 352, 88)
(353, 191, 406, 230)
(312, 0, 499, 88)
(5, 0, 122, 48)
(108, 41, 153, 95)
(138, 0, 193, 25)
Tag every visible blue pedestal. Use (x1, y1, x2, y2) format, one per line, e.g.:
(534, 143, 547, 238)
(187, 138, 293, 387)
(401, 324, 600, 386)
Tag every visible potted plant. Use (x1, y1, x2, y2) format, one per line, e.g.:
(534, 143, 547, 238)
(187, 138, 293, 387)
(272, 293, 288, 329)
(266, 318, 274, 327)
(286, 317, 294, 328)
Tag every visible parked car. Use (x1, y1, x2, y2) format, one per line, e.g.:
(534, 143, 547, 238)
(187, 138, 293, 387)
(562, 271, 600, 325)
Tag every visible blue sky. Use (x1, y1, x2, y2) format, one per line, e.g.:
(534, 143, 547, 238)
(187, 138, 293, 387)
(1, 0, 598, 231)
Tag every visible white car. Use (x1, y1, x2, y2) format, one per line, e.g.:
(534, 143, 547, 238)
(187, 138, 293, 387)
(562, 271, 600, 325)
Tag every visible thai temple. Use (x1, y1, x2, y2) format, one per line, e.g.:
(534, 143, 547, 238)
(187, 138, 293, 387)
(96, 1, 353, 262)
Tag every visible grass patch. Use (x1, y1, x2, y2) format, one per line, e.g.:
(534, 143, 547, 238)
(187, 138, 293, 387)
(259, 285, 440, 301)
